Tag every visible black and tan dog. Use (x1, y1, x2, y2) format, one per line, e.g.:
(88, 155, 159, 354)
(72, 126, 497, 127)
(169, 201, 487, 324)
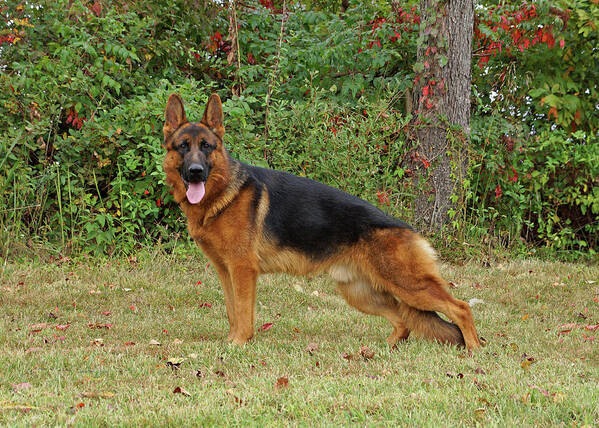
(163, 93, 480, 350)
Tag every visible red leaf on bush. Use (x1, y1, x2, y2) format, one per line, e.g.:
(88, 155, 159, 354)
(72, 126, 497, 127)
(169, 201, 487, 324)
(199, 303, 212, 308)
(495, 184, 502, 199)
(90, 1, 102, 17)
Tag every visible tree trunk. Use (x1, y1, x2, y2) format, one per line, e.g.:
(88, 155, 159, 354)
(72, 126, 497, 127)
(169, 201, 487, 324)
(410, 0, 473, 233)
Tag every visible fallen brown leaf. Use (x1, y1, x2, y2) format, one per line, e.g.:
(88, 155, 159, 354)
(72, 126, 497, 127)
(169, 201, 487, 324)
(521, 355, 535, 371)
(91, 338, 104, 346)
(88, 323, 113, 329)
(473, 379, 487, 390)
(342, 352, 356, 361)
(305, 342, 318, 354)
(275, 376, 289, 390)
(29, 323, 50, 331)
(173, 386, 191, 397)
(226, 388, 243, 405)
(166, 357, 185, 371)
(359, 345, 374, 360)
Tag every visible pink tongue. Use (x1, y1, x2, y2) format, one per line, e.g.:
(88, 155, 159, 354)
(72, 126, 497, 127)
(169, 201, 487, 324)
(186, 182, 205, 204)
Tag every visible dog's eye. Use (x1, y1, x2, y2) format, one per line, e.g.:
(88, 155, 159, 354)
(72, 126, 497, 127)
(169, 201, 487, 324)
(201, 141, 211, 150)
(178, 141, 189, 150)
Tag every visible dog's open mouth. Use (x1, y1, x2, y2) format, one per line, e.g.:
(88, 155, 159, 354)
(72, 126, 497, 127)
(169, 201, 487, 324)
(182, 178, 206, 204)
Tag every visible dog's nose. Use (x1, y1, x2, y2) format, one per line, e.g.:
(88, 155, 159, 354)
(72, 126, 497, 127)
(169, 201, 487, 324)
(188, 163, 204, 178)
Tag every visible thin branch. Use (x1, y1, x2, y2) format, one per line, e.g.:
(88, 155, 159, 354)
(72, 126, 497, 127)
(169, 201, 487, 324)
(263, 0, 287, 158)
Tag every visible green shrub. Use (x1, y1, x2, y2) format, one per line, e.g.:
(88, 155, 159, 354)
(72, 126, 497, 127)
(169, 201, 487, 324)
(1, 0, 597, 258)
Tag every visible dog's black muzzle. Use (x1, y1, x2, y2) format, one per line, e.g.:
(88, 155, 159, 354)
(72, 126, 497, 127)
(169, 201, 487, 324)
(180, 162, 209, 188)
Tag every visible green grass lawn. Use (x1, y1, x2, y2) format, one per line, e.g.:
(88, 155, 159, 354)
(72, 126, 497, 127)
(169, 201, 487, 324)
(1, 250, 598, 426)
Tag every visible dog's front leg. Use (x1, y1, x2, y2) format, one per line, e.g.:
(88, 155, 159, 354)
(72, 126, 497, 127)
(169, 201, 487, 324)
(229, 264, 258, 345)
(212, 262, 237, 342)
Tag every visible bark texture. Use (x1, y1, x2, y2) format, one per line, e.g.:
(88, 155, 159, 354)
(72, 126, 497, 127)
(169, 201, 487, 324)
(410, 0, 473, 232)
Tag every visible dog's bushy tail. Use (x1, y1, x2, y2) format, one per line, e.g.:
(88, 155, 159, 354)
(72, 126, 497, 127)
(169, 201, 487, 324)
(399, 302, 465, 347)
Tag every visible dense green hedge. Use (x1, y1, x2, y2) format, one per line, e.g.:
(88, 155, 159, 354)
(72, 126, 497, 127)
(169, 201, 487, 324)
(1, 0, 597, 258)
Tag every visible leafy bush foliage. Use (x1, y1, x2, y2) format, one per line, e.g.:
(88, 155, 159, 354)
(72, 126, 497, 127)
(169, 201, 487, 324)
(1, 0, 597, 257)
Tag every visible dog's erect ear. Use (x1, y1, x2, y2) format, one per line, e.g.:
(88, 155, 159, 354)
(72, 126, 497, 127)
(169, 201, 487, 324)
(201, 94, 224, 139)
(163, 94, 187, 140)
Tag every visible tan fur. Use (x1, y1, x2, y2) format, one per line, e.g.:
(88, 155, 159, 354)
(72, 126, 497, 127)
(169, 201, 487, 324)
(163, 94, 481, 350)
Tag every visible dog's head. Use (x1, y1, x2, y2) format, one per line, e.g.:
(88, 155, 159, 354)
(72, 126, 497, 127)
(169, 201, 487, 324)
(162, 94, 225, 205)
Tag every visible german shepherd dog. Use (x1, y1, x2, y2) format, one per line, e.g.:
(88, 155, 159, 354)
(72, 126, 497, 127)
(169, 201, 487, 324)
(163, 94, 480, 350)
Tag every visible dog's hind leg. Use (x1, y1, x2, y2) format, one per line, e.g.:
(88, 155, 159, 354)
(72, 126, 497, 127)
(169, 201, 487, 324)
(366, 230, 480, 350)
(336, 279, 410, 345)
